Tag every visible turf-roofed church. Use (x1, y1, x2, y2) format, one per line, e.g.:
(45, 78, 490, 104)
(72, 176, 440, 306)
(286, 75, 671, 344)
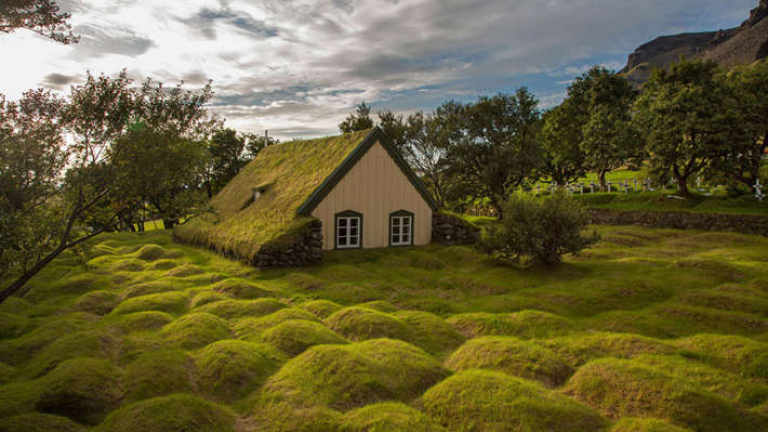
(174, 128, 440, 267)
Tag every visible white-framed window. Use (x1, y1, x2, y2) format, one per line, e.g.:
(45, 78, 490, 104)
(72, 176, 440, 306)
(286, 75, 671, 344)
(336, 214, 361, 249)
(390, 213, 413, 246)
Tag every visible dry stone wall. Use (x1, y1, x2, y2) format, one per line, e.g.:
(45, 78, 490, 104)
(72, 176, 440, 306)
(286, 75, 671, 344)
(254, 219, 323, 267)
(588, 209, 768, 237)
(432, 213, 481, 245)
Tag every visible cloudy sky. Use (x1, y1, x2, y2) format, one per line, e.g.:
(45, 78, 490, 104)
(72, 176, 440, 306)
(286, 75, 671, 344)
(0, 0, 757, 139)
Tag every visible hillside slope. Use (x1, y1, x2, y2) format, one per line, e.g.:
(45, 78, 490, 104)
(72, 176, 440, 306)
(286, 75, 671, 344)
(621, 0, 768, 87)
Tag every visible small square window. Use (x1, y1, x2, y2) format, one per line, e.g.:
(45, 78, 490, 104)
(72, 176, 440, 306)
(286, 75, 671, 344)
(339, 219, 347, 227)
(350, 219, 358, 227)
(339, 237, 347, 246)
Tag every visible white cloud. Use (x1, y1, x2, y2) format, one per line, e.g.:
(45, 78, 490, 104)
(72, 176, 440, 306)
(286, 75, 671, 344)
(0, 0, 757, 138)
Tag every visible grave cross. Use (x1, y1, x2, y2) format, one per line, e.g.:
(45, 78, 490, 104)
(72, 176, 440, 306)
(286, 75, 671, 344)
(756, 179, 765, 202)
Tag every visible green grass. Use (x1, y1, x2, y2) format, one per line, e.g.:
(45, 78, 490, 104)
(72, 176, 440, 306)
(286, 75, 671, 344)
(2, 227, 768, 430)
(573, 191, 768, 215)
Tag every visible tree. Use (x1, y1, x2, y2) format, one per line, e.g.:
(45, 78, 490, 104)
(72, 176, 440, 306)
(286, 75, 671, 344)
(401, 111, 452, 207)
(204, 128, 246, 197)
(0, 71, 216, 304)
(445, 89, 543, 217)
(567, 66, 638, 190)
(242, 132, 277, 161)
(0, 0, 78, 44)
(540, 104, 587, 185)
(477, 191, 599, 265)
(339, 102, 374, 133)
(634, 60, 740, 196)
(721, 61, 768, 187)
(377, 109, 408, 150)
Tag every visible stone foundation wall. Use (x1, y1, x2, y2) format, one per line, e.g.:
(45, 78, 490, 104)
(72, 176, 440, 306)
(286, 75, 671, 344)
(432, 212, 481, 245)
(588, 209, 768, 236)
(253, 219, 323, 267)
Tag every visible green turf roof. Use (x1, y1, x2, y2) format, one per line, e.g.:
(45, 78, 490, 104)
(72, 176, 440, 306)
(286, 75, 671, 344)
(174, 129, 374, 262)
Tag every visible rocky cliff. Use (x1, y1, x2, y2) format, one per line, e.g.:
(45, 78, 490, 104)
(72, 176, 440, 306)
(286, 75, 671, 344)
(621, 0, 768, 87)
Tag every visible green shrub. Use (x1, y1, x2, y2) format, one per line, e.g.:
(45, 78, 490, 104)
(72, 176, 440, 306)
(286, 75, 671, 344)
(96, 393, 236, 432)
(263, 339, 448, 410)
(194, 298, 287, 319)
(447, 310, 576, 339)
(260, 319, 348, 356)
(35, 357, 122, 425)
(195, 340, 285, 402)
(123, 350, 195, 403)
(563, 358, 768, 432)
(300, 299, 343, 318)
(478, 191, 599, 264)
(71, 290, 122, 315)
(0, 412, 86, 432)
(420, 369, 605, 432)
(445, 336, 573, 387)
(325, 307, 415, 343)
(339, 402, 446, 432)
(160, 313, 232, 349)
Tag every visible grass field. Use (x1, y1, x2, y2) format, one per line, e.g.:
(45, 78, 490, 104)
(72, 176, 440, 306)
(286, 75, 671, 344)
(1, 226, 768, 432)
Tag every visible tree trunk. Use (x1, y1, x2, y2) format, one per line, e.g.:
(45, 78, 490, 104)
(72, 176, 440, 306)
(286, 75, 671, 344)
(598, 171, 607, 192)
(0, 245, 66, 304)
(163, 219, 176, 230)
(676, 174, 691, 197)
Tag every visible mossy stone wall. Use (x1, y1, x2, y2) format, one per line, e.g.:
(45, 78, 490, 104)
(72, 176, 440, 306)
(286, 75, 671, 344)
(254, 220, 323, 268)
(588, 209, 768, 236)
(431, 213, 480, 245)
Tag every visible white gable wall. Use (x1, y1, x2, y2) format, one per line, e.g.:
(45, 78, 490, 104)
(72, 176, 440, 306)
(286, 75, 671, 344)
(311, 141, 433, 250)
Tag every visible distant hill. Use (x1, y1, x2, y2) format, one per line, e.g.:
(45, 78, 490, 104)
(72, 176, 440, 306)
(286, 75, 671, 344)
(620, 0, 768, 87)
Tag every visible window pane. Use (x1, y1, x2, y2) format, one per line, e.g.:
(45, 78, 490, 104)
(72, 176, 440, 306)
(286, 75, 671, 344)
(393, 218, 400, 227)
(339, 219, 347, 227)
(393, 226, 400, 235)
(403, 217, 410, 226)
(350, 218, 358, 227)
(339, 228, 347, 237)
(403, 234, 410, 243)
(349, 235, 358, 246)
(350, 228, 357, 236)
(339, 237, 347, 246)
(393, 235, 400, 243)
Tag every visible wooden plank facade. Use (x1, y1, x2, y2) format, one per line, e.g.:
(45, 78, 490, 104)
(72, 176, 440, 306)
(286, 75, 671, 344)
(311, 140, 433, 250)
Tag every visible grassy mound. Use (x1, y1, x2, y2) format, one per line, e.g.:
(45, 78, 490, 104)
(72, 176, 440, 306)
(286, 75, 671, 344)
(260, 319, 348, 356)
(0, 312, 27, 339)
(0, 313, 97, 365)
(447, 310, 576, 339)
(420, 369, 605, 432)
(113, 260, 145, 272)
(194, 298, 287, 319)
(263, 338, 448, 410)
(634, 354, 768, 406)
(0, 362, 15, 383)
(96, 393, 236, 432)
(165, 263, 206, 278)
(325, 307, 415, 343)
(189, 291, 228, 308)
(234, 308, 321, 341)
(104, 311, 173, 333)
(0, 297, 31, 314)
(673, 334, 768, 378)
(0, 412, 86, 432)
(160, 313, 232, 349)
(21, 329, 114, 378)
(210, 278, 274, 299)
(339, 402, 445, 432)
(542, 332, 680, 367)
(609, 418, 693, 432)
(123, 281, 180, 299)
(149, 259, 179, 270)
(563, 358, 768, 432)
(393, 311, 465, 355)
(135, 245, 166, 261)
(252, 401, 341, 432)
(123, 350, 195, 403)
(300, 299, 343, 318)
(110, 291, 189, 316)
(70, 290, 122, 315)
(445, 336, 573, 387)
(195, 340, 285, 402)
(35, 357, 122, 425)
(357, 300, 399, 313)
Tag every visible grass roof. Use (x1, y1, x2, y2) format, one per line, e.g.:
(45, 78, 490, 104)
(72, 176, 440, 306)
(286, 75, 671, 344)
(174, 129, 373, 263)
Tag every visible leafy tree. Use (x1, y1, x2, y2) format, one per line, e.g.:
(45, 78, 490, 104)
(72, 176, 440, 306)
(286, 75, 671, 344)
(242, 132, 277, 161)
(401, 111, 453, 207)
(478, 191, 599, 265)
(721, 61, 768, 187)
(445, 89, 543, 217)
(540, 104, 587, 185)
(204, 128, 246, 197)
(634, 60, 740, 196)
(0, 0, 78, 44)
(377, 109, 408, 149)
(0, 71, 215, 304)
(339, 102, 374, 133)
(567, 66, 638, 190)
